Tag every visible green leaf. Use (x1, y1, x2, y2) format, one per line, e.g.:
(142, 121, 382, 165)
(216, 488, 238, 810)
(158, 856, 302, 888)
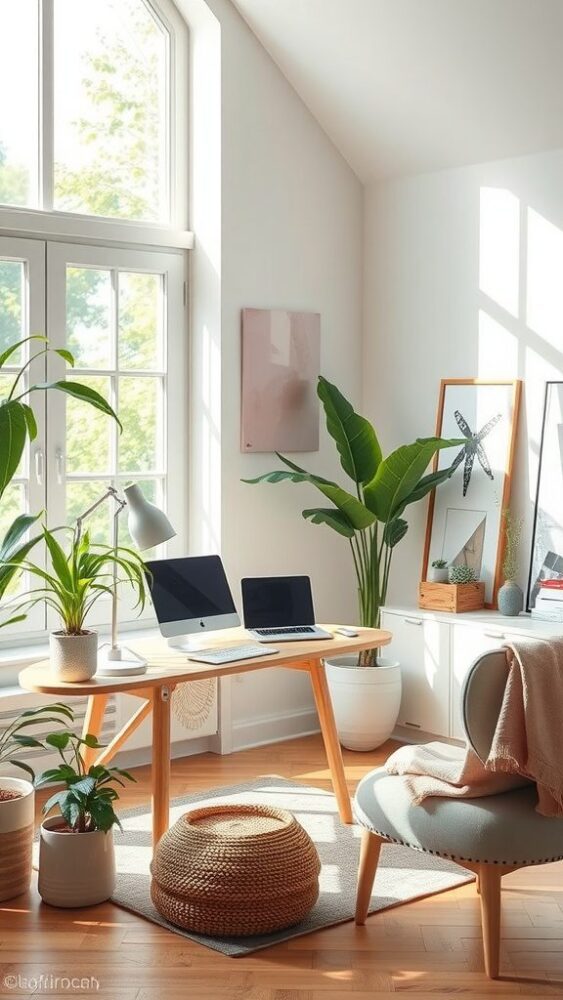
(399, 461, 459, 508)
(29, 381, 122, 431)
(0, 335, 47, 369)
(302, 507, 355, 538)
(0, 512, 41, 561)
(0, 401, 27, 500)
(244, 461, 375, 530)
(317, 376, 381, 484)
(383, 517, 409, 549)
(20, 403, 37, 441)
(42, 789, 68, 815)
(45, 732, 71, 750)
(43, 528, 73, 592)
(363, 437, 463, 522)
(70, 776, 96, 797)
(55, 348, 75, 367)
(11, 734, 45, 749)
(10, 759, 35, 781)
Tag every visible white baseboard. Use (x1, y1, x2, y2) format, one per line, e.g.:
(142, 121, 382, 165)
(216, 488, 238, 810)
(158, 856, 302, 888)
(115, 735, 217, 770)
(393, 725, 464, 747)
(231, 707, 320, 752)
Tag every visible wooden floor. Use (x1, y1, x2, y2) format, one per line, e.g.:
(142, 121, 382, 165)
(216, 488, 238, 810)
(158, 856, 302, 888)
(1, 734, 563, 999)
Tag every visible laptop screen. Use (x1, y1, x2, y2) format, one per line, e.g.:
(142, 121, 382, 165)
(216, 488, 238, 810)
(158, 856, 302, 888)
(242, 576, 315, 628)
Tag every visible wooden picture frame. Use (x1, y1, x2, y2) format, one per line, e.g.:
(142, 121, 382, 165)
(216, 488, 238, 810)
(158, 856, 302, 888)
(422, 378, 522, 609)
(527, 381, 563, 611)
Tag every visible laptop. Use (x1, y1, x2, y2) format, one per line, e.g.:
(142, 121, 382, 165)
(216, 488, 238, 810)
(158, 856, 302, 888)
(242, 575, 333, 642)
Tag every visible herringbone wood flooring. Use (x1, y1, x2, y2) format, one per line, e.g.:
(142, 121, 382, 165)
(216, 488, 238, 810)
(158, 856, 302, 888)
(1, 734, 563, 998)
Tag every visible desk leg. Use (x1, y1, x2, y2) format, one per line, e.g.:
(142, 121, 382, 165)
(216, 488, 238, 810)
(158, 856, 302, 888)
(152, 685, 172, 850)
(81, 694, 109, 770)
(308, 659, 353, 824)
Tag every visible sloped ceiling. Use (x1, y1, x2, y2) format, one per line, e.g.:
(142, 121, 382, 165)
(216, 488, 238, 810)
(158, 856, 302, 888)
(232, 0, 563, 181)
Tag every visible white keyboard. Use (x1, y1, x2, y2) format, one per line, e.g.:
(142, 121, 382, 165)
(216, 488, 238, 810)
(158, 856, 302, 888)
(185, 643, 279, 665)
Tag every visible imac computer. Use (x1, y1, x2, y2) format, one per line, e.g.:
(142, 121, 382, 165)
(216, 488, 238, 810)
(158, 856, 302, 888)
(145, 555, 240, 648)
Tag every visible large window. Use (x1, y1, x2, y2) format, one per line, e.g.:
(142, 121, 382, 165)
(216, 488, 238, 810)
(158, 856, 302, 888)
(0, 0, 186, 226)
(0, 0, 189, 642)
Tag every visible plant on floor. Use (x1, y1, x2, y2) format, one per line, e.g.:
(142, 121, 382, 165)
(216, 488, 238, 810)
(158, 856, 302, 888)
(0, 703, 75, 783)
(36, 729, 136, 833)
(431, 558, 448, 569)
(0, 335, 121, 627)
(502, 507, 523, 582)
(244, 376, 463, 665)
(10, 525, 147, 636)
(449, 565, 478, 584)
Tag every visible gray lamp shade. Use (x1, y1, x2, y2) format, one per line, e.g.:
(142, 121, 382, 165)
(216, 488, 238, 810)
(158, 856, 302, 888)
(124, 483, 176, 551)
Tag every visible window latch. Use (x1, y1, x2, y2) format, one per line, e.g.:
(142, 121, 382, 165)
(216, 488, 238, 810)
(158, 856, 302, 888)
(34, 448, 44, 486)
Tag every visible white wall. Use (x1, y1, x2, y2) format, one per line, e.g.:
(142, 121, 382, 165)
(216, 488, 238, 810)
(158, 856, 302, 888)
(182, 0, 364, 746)
(364, 148, 563, 606)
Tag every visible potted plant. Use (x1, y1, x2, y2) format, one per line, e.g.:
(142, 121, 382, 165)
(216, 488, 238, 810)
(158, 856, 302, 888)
(245, 376, 462, 750)
(428, 558, 448, 583)
(449, 565, 479, 584)
(12, 526, 147, 681)
(0, 334, 120, 628)
(497, 508, 524, 616)
(0, 702, 73, 901)
(36, 727, 135, 907)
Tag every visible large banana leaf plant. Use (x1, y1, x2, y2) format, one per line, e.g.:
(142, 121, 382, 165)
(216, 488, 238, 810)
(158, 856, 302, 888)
(244, 376, 463, 666)
(0, 335, 120, 627)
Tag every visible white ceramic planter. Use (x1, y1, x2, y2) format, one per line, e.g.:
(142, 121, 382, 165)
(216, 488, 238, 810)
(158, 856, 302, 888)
(0, 777, 34, 901)
(325, 655, 402, 751)
(428, 567, 449, 583)
(38, 818, 116, 907)
(50, 630, 98, 682)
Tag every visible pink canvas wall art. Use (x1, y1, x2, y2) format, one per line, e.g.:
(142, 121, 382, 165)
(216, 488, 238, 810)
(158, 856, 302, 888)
(241, 308, 320, 453)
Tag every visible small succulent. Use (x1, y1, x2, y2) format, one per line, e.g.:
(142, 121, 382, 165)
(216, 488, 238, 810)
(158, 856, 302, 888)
(449, 565, 478, 585)
(431, 558, 448, 569)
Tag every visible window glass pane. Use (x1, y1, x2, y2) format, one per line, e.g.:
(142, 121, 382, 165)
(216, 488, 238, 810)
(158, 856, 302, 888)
(119, 272, 162, 370)
(66, 267, 112, 369)
(53, 0, 168, 222)
(67, 376, 112, 475)
(0, 1, 38, 207)
(118, 377, 159, 473)
(66, 480, 111, 545)
(0, 260, 24, 361)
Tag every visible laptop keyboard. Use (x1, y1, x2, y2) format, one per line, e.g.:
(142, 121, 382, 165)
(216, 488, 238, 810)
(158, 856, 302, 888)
(254, 626, 315, 636)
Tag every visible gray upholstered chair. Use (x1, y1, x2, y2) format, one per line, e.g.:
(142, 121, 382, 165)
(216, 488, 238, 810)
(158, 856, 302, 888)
(354, 648, 563, 978)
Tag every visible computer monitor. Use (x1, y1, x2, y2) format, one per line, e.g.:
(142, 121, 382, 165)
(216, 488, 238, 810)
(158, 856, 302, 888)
(145, 555, 240, 645)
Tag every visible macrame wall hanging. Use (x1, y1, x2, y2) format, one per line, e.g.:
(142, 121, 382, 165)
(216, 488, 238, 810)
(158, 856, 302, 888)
(171, 679, 216, 731)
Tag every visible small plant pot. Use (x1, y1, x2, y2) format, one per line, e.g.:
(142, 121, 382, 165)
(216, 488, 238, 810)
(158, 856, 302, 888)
(0, 777, 34, 902)
(38, 817, 116, 907)
(428, 567, 448, 583)
(50, 630, 98, 682)
(325, 655, 402, 751)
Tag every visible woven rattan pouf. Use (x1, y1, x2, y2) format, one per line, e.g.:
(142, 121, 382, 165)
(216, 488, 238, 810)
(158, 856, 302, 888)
(150, 804, 321, 937)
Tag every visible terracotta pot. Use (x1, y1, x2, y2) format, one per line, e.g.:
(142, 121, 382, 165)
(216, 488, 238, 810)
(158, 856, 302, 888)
(0, 777, 34, 901)
(50, 630, 98, 682)
(38, 817, 116, 907)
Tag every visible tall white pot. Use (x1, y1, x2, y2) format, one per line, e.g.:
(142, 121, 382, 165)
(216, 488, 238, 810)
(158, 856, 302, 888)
(325, 656, 402, 751)
(38, 817, 116, 907)
(0, 777, 34, 901)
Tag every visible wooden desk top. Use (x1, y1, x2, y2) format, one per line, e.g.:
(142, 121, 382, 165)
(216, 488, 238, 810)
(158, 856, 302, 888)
(18, 626, 391, 695)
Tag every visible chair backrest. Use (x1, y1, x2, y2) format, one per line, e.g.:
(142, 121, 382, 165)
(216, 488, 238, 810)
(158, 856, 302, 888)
(461, 648, 509, 762)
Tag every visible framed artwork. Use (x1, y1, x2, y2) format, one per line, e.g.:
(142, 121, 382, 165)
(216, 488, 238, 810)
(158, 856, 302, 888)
(240, 307, 320, 453)
(527, 382, 563, 610)
(422, 379, 522, 608)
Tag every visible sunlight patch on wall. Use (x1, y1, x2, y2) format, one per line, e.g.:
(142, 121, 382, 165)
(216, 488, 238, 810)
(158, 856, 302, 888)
(527, 208, 563, 352)
(479, 188, 520, 318)
(478, 310, 518, 378)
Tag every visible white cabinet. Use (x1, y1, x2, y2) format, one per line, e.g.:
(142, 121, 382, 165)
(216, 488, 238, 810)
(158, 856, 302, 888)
(381, 611, 450, 737)
(382, 607, 562, 742)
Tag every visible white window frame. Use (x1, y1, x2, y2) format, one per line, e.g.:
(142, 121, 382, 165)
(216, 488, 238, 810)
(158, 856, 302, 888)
(0, 0, 191, 247)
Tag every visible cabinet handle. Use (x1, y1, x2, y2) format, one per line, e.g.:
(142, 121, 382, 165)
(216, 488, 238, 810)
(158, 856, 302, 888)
(34, 447, 44, 486)
(484, 630, 505, 639)
(403, 617, 423, 626)
(55, 448, 65, 485)
(405, 721, 421, 728)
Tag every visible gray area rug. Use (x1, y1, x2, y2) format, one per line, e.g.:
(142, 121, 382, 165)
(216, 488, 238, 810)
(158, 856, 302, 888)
(111, 776, 474, 956)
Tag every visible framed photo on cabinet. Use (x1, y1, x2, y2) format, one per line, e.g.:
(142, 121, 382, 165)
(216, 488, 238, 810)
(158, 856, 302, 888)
(422, 378, 521, 608)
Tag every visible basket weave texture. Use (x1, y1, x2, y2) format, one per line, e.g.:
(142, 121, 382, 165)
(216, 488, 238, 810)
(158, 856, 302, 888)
(150, 804, 321, 937)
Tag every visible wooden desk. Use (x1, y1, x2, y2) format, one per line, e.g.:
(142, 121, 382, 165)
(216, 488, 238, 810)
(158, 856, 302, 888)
(19, 626, 390, 848)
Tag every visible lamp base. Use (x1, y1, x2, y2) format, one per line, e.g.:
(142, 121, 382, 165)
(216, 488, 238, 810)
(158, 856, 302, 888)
(96, 643, 148, 677)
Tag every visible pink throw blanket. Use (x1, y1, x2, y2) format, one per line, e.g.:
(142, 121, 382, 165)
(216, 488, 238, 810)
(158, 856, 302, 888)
(386, 637, 563, 817)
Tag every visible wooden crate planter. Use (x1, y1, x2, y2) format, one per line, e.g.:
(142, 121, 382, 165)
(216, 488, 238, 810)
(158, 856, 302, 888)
(419, 581, 485, 613)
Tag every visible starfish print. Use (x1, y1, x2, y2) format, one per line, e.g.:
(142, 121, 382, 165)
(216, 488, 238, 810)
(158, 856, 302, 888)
(450, 410, 502, 497)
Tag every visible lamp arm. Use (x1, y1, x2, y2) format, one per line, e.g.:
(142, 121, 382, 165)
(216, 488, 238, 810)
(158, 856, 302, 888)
(74, 486, 128, 652)
(75, 486, 125, 542)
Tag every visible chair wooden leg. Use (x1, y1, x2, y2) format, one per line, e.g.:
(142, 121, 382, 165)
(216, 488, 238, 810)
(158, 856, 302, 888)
(479, 864, 502, 979)
(355, 830, 383, 925)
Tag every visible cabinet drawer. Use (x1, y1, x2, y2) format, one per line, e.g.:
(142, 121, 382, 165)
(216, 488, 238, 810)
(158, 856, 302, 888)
(450, 625, 507, 740)
(381, 611, 450, 737)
